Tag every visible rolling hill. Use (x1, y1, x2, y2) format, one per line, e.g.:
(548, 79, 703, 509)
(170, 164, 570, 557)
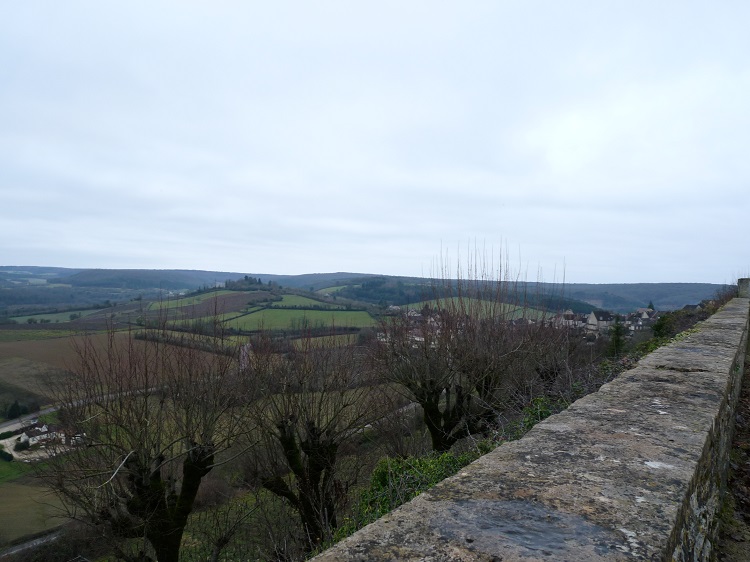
(0, 266, 730, 316)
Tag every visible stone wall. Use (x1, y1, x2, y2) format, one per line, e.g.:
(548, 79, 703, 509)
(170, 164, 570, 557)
(313, 297, 750, 561)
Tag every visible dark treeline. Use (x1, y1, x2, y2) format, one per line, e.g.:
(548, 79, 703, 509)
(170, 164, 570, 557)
(57, 269, 245, 290)
(224, 276, 266, 290)
(0, 286, 118, 308)
(332, 276, 422, 306)
(335, 276, 594, 313)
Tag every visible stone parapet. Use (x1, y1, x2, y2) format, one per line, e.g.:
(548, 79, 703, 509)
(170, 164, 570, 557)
(313, 298, 750, 561)
(739, 278, 749, 298)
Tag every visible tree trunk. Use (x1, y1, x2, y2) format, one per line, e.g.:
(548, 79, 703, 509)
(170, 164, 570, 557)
(145, 446, 214, 562)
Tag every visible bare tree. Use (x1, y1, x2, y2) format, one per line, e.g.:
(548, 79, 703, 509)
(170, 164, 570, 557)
(243, 332, 379, 555)
(40, 322, 254, 562)
(371, 255, 559, 452)
(372, 309, 470, 453)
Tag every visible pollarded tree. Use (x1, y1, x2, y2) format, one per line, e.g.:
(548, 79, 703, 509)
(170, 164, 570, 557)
(373, 309, 474, 453)
(41, 322, 254, 562)
(243, 332, 379, 554)
(372, 255, 558, 452)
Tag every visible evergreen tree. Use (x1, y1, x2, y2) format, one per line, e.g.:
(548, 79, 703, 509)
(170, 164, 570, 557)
(608, 319, 626, 358)
(6, 400, 21, 420)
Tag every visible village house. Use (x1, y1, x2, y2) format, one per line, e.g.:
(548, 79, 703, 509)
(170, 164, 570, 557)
(586, 310, 616, 333)
(16, 421, 84, 448)
(18, 422, 60, 447)
(625, 308, 657, 332)
(550, 310, 587, 330)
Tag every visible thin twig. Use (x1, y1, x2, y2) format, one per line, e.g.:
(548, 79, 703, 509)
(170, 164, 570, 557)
(98, 450, 135, 488)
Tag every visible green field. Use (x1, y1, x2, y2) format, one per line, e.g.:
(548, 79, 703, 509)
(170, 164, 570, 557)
(147, 290, 234, 310)
(316, 285, 351, 295)
(0, 329, 77, 343)
(0, 442, 64, 547)
(291, 333, 360, 349)
(0, 458, 32, 484)
(170, 307, 262, 329)
(0, 480, 66, 545)
(270, 294, 345, 308)
(404, 297, 545, 320)
(226, 309, 375, 331)
(10, 309, 100, 324)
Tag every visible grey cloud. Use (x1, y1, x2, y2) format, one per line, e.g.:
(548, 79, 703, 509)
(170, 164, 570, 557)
(1, 2, 749, 282)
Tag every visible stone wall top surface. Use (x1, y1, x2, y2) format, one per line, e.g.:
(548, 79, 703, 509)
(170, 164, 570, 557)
(314, 298, 750, 561)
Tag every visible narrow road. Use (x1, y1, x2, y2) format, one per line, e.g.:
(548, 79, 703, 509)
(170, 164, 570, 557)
(0, 407, 57, 434)
(0, 530, 62, 560)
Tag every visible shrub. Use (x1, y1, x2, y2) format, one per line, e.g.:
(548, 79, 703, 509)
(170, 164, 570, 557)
(652, 314, 676, 339)
(334, 450, 481, 543)
(6, 399, 21, 420)
(0, 429, 22, 440)
(0, 449, 13, 462)
(519, 396, 567, 431)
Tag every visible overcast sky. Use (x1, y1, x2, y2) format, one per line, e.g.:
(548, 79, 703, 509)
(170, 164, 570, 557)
(2, 2, 748, 284)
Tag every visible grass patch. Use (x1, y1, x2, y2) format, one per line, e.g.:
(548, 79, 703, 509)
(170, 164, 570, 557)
(37, 411, 59, 425)
(226, 309, 375, 331)
(0, 481, 66, 545)
(0, 458, 33, 484)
